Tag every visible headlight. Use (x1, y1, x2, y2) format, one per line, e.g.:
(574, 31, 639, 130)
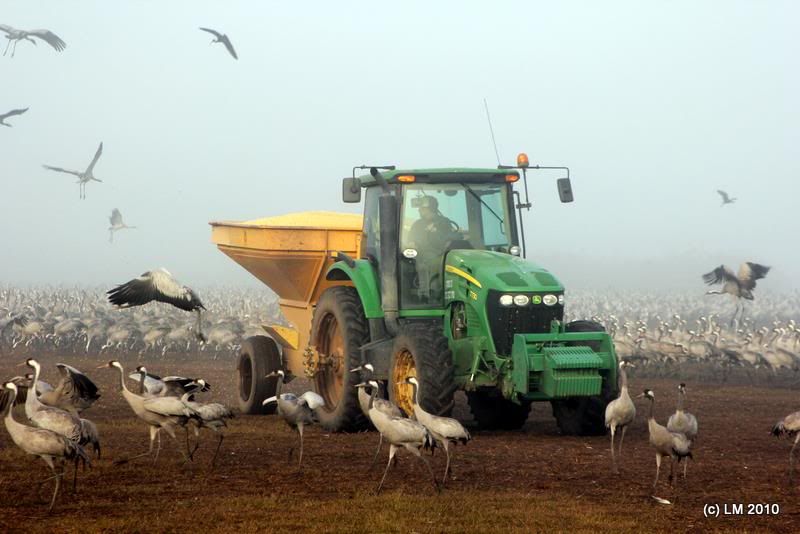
(513, 295, 529, 306)
(558, 294, 564, 305)
(499, 294, 514, 306)
(543, 294, 558, 306)
(509, 245, 521, 257)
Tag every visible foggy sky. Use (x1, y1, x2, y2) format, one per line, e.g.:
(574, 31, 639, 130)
(2, 1, 798, 292)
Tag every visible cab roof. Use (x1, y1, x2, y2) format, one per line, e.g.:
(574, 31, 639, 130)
(356, 167, 519, 186)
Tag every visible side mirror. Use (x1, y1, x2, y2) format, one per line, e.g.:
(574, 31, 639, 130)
(342, 178, 362, 203)
(557, 177, 574, 203)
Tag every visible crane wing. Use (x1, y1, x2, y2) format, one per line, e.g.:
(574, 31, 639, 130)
(28, 29, 66, 51)
(42, 164, 81, 177)
(299, 391, 325, 410)
(702, 265, 737, 286)
(717, 190, 730, 202)
(0, 24, 15, 36)
(0, 108, 29, 120)
(199, 27, 223, 39)
(221, 35, 238, 59)
(107, 269, 199, 312)
(110, 208, 123, 226)
(56, 363, 100, 401)
(85, 142, 103, 174)
(738, 262, 770, 290)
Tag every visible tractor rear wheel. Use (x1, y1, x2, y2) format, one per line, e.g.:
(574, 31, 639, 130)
(389, 323, 455, 418)
(237, 335, 282, 414)
(466, 390, 531, 430)
(311, 286, 369, 431)
(551, 320, 618, 436)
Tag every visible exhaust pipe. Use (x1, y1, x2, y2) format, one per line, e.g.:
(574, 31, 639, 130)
(371, 168, 400, 336)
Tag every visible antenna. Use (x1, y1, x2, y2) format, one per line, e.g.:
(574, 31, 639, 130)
(483, 98, 501, 166)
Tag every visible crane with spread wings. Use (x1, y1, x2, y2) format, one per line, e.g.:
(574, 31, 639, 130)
(703, 262, 770, 324)
(0, 24, 66, 57)
(42, 142, 104, 200)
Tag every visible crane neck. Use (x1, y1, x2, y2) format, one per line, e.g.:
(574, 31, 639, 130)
(677, 389, 685, 412)
(409, 380, 420, 407)
(368, 385, 378, 410)
(648, 396, 655, 420)
(619, 366, 628, 389)
(115, 365, 130, 393)
(275, 374, 283, 398)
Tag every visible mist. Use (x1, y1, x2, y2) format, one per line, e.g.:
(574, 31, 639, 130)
(2, 1, 798, 293)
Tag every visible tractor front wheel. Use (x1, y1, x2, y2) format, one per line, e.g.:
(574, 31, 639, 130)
(389, 323, 455, 418)
(551, 320, 618, 436)
(311, 286, 369, 431)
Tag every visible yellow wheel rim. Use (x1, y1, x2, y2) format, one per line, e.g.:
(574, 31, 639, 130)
(392, 348, 417, 417)
(315, 313, 345, 410)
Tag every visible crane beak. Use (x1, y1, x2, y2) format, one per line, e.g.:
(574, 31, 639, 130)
(350, 366, 363, 373)
(16, 361, 28, 368)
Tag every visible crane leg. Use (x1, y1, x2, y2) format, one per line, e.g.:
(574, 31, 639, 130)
(72, 457, 79, 492)
(11, 39, 18, 58)
(609, 425, 617, 474)
(619, 426, 628, 458)
(369, 433, 383, 472)
(668, 457, 676, 487)
(297, 424, 304, 469)
(683, 456, 689, 479)
(375, 444, 398, 495)
(411, 445, 440, 493)
(653, 453, 662, 492)
(789, 434, 799, 484)
(2, 39, 10, 56)
(210, 434, 224, 468)
(441, 440, 452, 485)
(48, 469, 62, 513)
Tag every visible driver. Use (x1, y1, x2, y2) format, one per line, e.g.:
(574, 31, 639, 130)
(407, 196, 458, 255)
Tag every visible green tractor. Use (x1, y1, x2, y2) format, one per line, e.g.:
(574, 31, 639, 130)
(214, 154, 617, 435)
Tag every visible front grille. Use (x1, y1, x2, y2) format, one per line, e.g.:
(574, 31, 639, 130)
(486, 290, 564, 355)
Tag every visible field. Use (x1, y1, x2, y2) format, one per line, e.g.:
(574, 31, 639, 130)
(1, 353, 799, 533)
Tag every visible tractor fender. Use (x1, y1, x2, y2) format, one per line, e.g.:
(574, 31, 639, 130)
(326, 259, 383, 319)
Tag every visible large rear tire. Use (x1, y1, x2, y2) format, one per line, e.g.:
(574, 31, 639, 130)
(237, 335, 281, 415)
(311, 286, 369, 432)
(467, 390, 531, 430)
(551, 320, 618, 436)
(389, 323, 455, 418)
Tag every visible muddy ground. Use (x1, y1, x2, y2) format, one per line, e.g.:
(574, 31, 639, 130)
(1, 353, 799, 533)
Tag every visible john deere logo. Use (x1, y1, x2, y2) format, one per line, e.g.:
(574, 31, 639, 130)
(531, 295, 542, 305)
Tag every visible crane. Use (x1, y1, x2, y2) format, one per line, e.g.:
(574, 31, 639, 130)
(131, 366, 211, 397)
(38, 363, 100, 415)
(356, 381, 438, 494)
(108, 208, 136, 243)
(717, 190, 736, 206)
(666, 383, 698, 480)
(3, 382, 89, 512)
(604, 360, 636, 474)
(199, 27, 238, 59)
(179, 380, 234, 467)
(0, 24, 65, 57)
(703, 262, 771, 324)
(262, 370, 323, 468)
(404, 376, 470, 485)
(0, 107, 28, 126)
(772, 410, 800, 484)
(107, 268, 207, 342)
(42, 142, 104, 200)
(97, 360, 199, 464)
(351, 363, 404, 469)
(639, 389, 692, 496)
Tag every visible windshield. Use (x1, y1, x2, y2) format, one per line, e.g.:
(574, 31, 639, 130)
(399, 182, 515, 308)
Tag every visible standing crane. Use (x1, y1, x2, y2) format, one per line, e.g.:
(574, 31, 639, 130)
(107, 268, 207, 342)
(772, 410, 800, 484)
(179, 380, 234, 467)
(639, 389, 693, 496)
(356, 381, 438, 494)
(3, 382, 90, 512)
(604, 360, 636, 474)
(0, 107, 28, 126)
(131, 366, 211, 397)
(42, 142, 104, 200)
(0, 24, 66, 57)
(97, 360, 198, 464)
(108, 208, 136, 243)
(198, 27, 238, 59)
(703, 262, 771, 324)
(351, 363, 404, 469)
(666, 383, 698, 480)
(404, 376, 471, 485)
(261, 370, 324, 468)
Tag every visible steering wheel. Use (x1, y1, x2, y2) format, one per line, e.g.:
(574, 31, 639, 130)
(448, 219, 460, 232)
